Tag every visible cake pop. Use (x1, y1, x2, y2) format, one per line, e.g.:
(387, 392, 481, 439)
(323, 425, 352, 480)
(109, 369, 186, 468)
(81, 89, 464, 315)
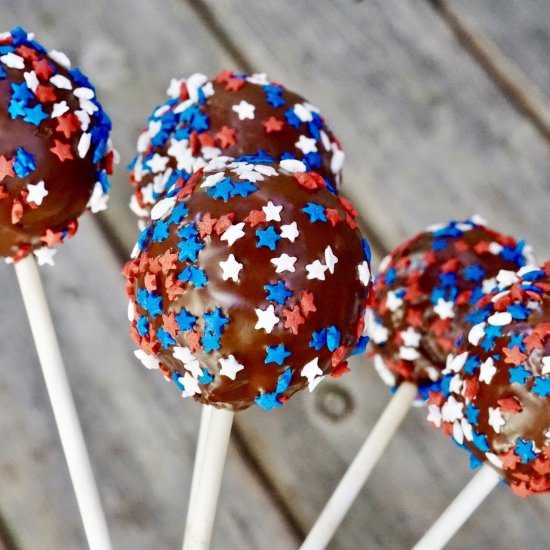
(366, 218, 534, 398)
(0, 26, 115, 263)
(428, 263, 550, 496)
(123, 158, 370, 410)
(128, 71, 344, 221)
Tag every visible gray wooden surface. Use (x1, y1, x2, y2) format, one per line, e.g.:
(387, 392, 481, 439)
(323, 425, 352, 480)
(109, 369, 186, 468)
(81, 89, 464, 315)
(0, 1, 549, 549)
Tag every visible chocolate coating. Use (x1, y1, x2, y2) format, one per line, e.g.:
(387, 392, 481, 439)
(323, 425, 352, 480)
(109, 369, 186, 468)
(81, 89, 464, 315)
(366, 219, 533, 397)
(0, 27, 114, 261)
(129, 71, 344, 219)
(124, 159, 370, 411)
(428, 264, 550, 496)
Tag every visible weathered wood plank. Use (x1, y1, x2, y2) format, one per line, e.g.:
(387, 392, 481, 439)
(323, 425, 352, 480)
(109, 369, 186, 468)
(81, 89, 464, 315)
(0, 215, 297, 550)
(192, 0, 550, 548)
(435, 0, 550, 142)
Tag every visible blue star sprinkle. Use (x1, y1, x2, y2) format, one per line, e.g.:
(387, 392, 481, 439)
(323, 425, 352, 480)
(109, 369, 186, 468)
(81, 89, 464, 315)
(514, 438, 537, 463)
(265, 344, 291, 366)
(264, 281, 293, 305)
(302, 202, 327, 223)
(203, 307, 229, 336)
(23, 104, 48, 126)
(175, 308, 197, 331)
(532, 377, 550, 397)
(207, 177, 234, 202)
(326, 325, 341, 352)
(465, 402, 480, 425)
(178, 237, 204, 262)
(157, 327, 176, 349)
(509, 365, 532, 385)
(310, 329, 327, 350)
(136, 316, 149, 337)
(472, 431, 490, 453)
(256, 226, 280, 251)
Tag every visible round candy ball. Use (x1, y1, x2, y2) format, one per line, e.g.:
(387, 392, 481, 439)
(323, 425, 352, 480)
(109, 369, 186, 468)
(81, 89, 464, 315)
(428, 264, 550, 496)
(128, 71, 344, 220)
(366, 218, 534, 398)
(0, 27, 115, 263)
(124, 158, 371, 411)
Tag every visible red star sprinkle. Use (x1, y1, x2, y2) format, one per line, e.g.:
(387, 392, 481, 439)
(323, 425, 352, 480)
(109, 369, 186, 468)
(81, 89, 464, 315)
(162, 313, 179, 339)
(0, 185, 9, 200)
(35, 84, 57, 103)
(524, 331, 542, 352)
(338, 196, 357, 217)
(67, 219, 78, 237)
(463, 377, 479, 401)
(197, 213, 217, 238)
(299, 290, 317, 317)
(216, 126, 237, 149)
(225, 77, 245, 92)
(189, 131, 201, 155)
(0, 155, 15, 182)
(534, 322, 550, 339)
(148, 257, 162, 275)
(283, 305, 305, 335)
(453, 240, 469, 253)
(428, 391, 444, 407)
(16, 44, 38, 60)
(497, 395, 523, 414)
(50, 140, 73, 162)
(186, 331, 202, 353)
(474, 241, 493, 255)
(159, 249, 178, 274)
(430, 318, 450, 337)
(198, 132, 217, 148)
(159, 363, 172, 381)
(500, 448, 521, 470)
(144, 272, 157, 292)
(56, 113, 81, 139)
(40, 228, 64, 248)
(214, 70, 233, 84)
(510, 482, 532, 498)
(406, 308, 424, 327)
(345, 213, 358, 230)
(325, 208, 342, 227)
(533, 457, 550, 476)
(503, 346, 528, 366)
(441, 258, 460, 272)
(405, 284, 423, 303)
(11, 199, 24, 224)
(330, 362, 350, 378)
(245, 209, 267, 227)
(263, 116, 284, 133)
(32, 58, 53, 80)
(214, 213, 235, 235)
(331, 345, 347, 367)
(294, 172, 325, 190)
(166, 278, 185, 301)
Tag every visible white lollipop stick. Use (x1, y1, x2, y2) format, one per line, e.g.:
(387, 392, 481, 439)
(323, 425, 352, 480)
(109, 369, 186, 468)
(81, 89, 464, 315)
(187, 405, 214, 516)
(300, 381, 417, 550)
(183, 407, 234, 550)
(412, 464, 500, 550)
(14, 255, 112, 550)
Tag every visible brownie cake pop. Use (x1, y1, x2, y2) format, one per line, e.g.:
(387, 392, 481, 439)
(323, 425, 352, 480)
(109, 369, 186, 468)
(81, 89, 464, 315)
(128, 71, 344, 221)
(123, 158, 370, 410)
(0, 26, 115, 263)
(427, 263, 550, 496)
(366, 218, 534, 399)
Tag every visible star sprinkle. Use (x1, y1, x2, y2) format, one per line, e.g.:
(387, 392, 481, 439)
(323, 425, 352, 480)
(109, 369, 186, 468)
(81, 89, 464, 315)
(219, 254, 243, 282)
(232, 100, 255, 120)
(256, 226, 280, 251)
(358, 261, 370, 286)
(265, 344, 291, 366)
(280, 222, 299, 242)
(264, 281, 293, 305)
(479, 357, 497, 384)
(255, 305, 280, 333)
(134, 350, 160, 370)
(219, 355, 244, 380)
(221, 222, 245, 246)
(301, 358, 324, 391)
(306, 260, 328, 281)
(26, 180, 48, 205)
(33, 246, 56, 266)
(262, 201, 283, 222)
(271, 253, 297, 273)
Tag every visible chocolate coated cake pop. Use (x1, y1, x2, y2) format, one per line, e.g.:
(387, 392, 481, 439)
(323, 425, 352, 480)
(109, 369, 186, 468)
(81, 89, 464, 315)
(124, 158, 370, 410)
(0, 27, 115, 264)
(366, 219, 534, 398)
(428, 263, 550, 496)
(128, 71, 344, 221)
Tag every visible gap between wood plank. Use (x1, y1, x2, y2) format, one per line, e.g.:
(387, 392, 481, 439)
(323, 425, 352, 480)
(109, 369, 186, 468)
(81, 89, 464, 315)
(431, 0, 550, 143)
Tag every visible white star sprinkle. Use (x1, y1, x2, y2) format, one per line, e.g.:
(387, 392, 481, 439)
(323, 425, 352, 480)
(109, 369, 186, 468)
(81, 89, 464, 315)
(134, 349, 160, 370)
(23, 70, 39, 92)
(255, 305, 280, 333)
(358, 261, 371, 286)
(51, 100, 69, 118)
(0, 52, 24, 69)
(386, 291, 403, 312)
(306, 259, 328, 280)
(78, 133, 91, 158)
(279, 159, 306, 172)
(479, 357, 497, 384)
(87, 182, 109, 213)
(221, 222, 246, 246)
(399, 347, 420, 361)
(496, 269, 519, 289)
(488, 407, 505, 433)
(179, 372, 201, 398)
(232, 100, 255, 120)
(441, 395, 464, 422)
(301, 357, 324, 391)
(219, 355, 245, 380)
(200, 171, 225, 188)
(324, 246, 338, 274)
(461, 418, 473, 441)
(401, 327, 421, 347)
(147, 153, 169, 173)
(219, 254, 243, 282)
(271, 254, 297, 273)
(434, 298, 455, 319)
(173, 346, 202, 378)
(488, 312, 512, 326)
(262, 201, 283, 222)
(542, 357, 550, 375)
(293, 103, 313, 122)
(280, 222, 299, 242)
(151, 197, 176, 220)
(446, 351, 468, 373)
(452, 421, 464, 445)
(295, 135, 318, 154)
(26, 180, 48, 206)
(468, 323, 486, 346)
(427, 404, 442, 427)
(33, 246, 56, 266)
(50, 74, 72, 90)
